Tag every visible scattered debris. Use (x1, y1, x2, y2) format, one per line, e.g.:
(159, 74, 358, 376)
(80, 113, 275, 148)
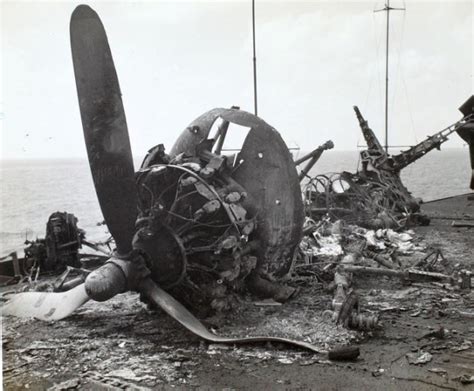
(341, 265, 454, 285)
(406, 351, 433, 365)
(451, 221, 474, 228)
(253, 299, 282, 307)
(277, 358, 294, 365)
(0, 212, 108, 285)
(428, 368, 448, 375)
(420, 326, 446, 340)
(48, 378, 81, 390)
(457, 310, 474, 318)
(459, 270, 472, 290)
(327, 346, 360, 361)
(453, 374, 474, 385)
(451, 340, 472, 352)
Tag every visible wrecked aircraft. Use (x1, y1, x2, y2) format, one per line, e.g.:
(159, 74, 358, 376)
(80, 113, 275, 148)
(2, 5, 473, 359)
(2, 4, 322, 353)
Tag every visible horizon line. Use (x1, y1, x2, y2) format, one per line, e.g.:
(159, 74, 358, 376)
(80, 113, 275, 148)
(0, 146, 470, 162)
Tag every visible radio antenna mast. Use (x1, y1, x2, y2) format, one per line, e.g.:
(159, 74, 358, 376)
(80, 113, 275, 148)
(375, 0, 405, 153)
(252, 0, 258, 116)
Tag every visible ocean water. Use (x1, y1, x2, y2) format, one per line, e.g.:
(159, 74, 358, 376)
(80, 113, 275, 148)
(0, 148, 471, 256)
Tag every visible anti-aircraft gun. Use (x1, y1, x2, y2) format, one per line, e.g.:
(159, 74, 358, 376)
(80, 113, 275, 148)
(352, 103, 474, 225)
(356, 99, 474, 176)
(303, 102, 472, 229)
(294, 140, 335, 182)
(356, 97, 474, 194)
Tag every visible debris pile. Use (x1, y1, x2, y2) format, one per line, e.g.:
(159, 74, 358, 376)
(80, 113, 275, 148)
(302, 105, 474, 229)
(296, 217, 471, 334)
(303, 171, 428, 229)
(0, 212, 109, 286)
(2, 198, 473, 390)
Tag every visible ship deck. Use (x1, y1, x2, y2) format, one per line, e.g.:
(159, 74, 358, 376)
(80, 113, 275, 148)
(2, 193, 473, 390)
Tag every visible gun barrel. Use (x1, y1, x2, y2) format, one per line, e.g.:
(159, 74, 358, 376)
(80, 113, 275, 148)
(295, 140, 334, 181)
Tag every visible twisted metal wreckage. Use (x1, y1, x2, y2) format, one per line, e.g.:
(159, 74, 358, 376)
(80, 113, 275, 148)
(303, 104, 474, 229)
(3, 5, 474, 354)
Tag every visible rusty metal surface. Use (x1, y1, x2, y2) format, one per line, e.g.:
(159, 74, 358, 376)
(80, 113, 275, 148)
(233, 122, 304, 278)
(170, 108, 304, 279)
(169, 108, 278, 158)
(133, 161, 258, 309)
(296, 140, 334, 181)
(70, 5, 137, 255)
(169, 108, 226, 158)
(133, 224, 187, 289)
(392, 114, 473, 172)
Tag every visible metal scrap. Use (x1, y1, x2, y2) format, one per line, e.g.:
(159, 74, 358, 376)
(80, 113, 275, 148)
(294, 211, 469, 337)
(453, 375, 474, 385)
(406, 351, 433, 365)
(451, 221, 474, 228)
(295, 140, 334, 182)
(302, 106, 473, 229)
(0, 212, 109, 284)
(341, 265, 454, 285)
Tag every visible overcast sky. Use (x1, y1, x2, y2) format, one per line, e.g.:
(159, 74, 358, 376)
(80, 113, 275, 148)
(1, 1, 472, 159)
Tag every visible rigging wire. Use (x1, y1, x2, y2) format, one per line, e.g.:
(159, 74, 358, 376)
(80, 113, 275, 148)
(389, 4, 406, 143)
(363, 1, 417, 150)
(359, 2, 385, 149)
(390, 1, 418, 146)
(373, 2, 385, 116)
(364, 3, 385, 112)
(399, 0, 418, 144)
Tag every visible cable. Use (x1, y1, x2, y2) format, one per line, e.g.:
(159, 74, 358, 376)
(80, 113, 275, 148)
(389, 6, 407, 138)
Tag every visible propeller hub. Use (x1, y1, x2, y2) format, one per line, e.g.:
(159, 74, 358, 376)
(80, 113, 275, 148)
(84, 255, 149, 301)
(85, 262, 127, 302)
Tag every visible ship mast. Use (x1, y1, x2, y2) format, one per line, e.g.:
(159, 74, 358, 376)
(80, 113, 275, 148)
(252, 0, 258, 116)
(375, 1, 405, 153)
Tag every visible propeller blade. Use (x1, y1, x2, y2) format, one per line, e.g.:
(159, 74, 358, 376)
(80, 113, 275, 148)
(140, 278, 323, 354)
(3, 276, 323, 352)
(2, 284, 90, 321)
(70, 5, 137, 254)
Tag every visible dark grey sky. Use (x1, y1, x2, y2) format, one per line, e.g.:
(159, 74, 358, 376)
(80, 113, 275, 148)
(1, 1, 472, 159)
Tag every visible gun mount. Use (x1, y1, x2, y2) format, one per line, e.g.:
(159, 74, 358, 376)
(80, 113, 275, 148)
(295, 140, 334, 182)
(303, 102, 474, 229)
(355, 106, 472, 175)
